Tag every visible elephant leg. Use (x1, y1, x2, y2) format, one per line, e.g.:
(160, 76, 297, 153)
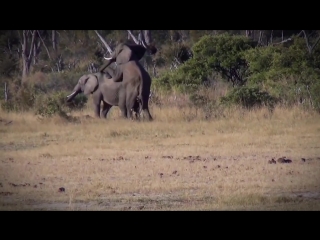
(118, 87, 127, 119)
(93, 103, 101, 118)
(92, 96, 102, 118)
(101, 101, 112, 119)
(140, 108, 152, 121)
(131, 98, 141, 121)
(140, 96, 153, 121)
(126, 93, 138, 120)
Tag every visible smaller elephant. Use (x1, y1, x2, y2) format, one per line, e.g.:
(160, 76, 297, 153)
(66, 72, 141, 119)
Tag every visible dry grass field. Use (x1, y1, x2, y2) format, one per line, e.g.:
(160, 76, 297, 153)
(1, 104, 320, 211)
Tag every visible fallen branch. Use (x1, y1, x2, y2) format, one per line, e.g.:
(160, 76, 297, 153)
(271, 38, 292, 45)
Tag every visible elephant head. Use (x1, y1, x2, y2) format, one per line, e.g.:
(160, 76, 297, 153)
(66, 74, 98, 102)
(100, 42, 157, 73)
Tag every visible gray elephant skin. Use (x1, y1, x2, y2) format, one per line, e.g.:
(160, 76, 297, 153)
(99, 42, 157, 121)
(66, 71, 140, 119)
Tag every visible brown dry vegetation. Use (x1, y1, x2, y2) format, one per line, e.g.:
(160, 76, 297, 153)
(1, 105, 320, 211)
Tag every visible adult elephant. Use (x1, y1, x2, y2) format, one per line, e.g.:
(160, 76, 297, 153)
(99, 41, 157, 82)
(99, 42, 157, 120)
(66, 71, 140, 119)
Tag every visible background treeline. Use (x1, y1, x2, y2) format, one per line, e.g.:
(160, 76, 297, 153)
(0, 30, 319, 118)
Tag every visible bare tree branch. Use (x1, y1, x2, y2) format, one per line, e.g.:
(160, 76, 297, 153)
(302, 30, 312, 53)
(94, 30, 113, 55)
(310, 35, 320, 53)
(271, 38, 292, 45)
(127, 30, 139, 44)
(139, 30, 148, 48)
(37, 30, 51, 60)
(28, 31, 36, 61)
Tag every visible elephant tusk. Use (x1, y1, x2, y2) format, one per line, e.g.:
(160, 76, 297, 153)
(104, 57, 112, 60)
(67, 91, 76, 98)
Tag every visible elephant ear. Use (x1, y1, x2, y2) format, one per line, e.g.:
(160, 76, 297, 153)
(129, 45, 147, 61)
(83, 75, 98, 95)
(116, 44, 147, 64)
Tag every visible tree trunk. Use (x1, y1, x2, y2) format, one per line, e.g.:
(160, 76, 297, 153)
(127, 30, 139, 44)
(52, 30, 57, 51)
(33, 33, 41, 65)
(21, 30, 36, 83)
(143, 30, 151, 45)
(4, 82, 8, 102)
(153, 62, 157, 77)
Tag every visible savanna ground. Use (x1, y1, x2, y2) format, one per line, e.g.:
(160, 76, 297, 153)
(1, 103, 320, 211)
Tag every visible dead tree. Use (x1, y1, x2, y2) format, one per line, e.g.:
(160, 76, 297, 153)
(4, 82, 8, 102)
(18, 30, 53, 82)
(20, 30, 36, 83)
(301, 30, 320, 54)
(37, 30, 51, 61)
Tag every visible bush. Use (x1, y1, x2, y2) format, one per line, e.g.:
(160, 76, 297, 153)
(34, 91, 87, 118)
(188, 92, 225, 120)
(154, 33, 256, 95)
(220, 86, 277, 109)
(243, 37, 320, 109)
(34, 71, 85, 93)
(192, 33, 255, 86)
(0, 83, 38, 112)
(309, 80, 320, 113)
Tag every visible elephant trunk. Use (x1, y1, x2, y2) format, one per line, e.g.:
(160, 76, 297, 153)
(66, 85, 81, 102)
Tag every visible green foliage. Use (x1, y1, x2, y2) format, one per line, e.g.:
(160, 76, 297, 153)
(34, 91, 87, 118)
(1, 84, 38, 112)
(188, 92, 226, 120)
(153, 58, 207, 93)
(244, 37, 320, 108)
(154, 33, 255, 93)
(310, 80, 320, 113)
(220, 86, 277, 109)
(0, 54, 18, 78)
(161, 42, 192, 64)
(1, 82, 87, 118)
(192, 33, 255, 86)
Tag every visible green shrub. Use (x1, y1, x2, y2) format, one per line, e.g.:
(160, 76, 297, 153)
(0, 83, 38, 112)
(220, 86, 277, 109)
(154, 33, 256, 94)
(0, 100, 15, 112)
(34, 91, 87, 118)
(188, 92, 225, 119)
(192, 33, 255, 86)
(309, 79, 320, 113)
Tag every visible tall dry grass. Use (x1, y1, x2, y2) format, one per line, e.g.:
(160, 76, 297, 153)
(1, 104, 320, 210)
